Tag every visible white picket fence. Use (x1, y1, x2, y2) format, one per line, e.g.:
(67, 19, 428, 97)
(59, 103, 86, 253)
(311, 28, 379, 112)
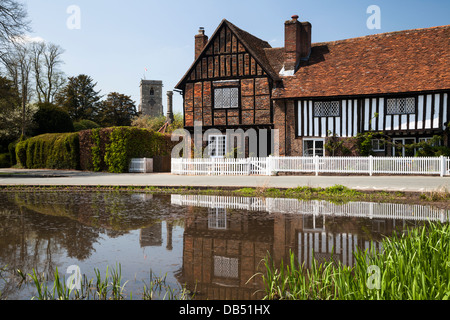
(171, 194, 450, 222)
(171, 156, 450, 177)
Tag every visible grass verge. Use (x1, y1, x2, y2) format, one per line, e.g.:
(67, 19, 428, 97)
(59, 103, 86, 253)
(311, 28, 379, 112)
(1, 184, 449, 209)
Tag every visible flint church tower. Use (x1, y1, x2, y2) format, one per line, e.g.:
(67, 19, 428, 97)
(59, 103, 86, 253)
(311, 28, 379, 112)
(139, 80, 163, 117)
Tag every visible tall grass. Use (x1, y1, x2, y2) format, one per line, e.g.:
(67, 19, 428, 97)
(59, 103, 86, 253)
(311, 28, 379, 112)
(12, 264, 192, 300)
(260, 222, 450, 300)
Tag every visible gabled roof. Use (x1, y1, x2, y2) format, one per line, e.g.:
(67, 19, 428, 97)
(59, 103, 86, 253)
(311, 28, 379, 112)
(271, 25, 450, 99)
(175, 19, 280, 90)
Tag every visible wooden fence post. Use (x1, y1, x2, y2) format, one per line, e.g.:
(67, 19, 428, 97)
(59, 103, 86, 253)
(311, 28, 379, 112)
(314, 155, 319, 176)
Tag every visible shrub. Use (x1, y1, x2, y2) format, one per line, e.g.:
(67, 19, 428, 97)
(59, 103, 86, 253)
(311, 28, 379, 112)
(0, 153, 10, 168)
(74, 119, 100, 132)
(79, 127, 176, 173)
(32, 102, 75, 136)
(15, 133, 80, 170)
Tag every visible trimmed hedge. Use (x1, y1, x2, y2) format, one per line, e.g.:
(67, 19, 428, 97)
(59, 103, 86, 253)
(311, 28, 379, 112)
(79, 127, 176, 173)
(15, 127, 176, 173)
(16, 133, 80, 170)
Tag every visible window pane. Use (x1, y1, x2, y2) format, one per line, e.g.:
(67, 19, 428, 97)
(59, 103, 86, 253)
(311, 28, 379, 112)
(386, 98, 415, 115)
(304, 140, 314, 157)
(214, 87, 239, 108)
(313, 101, 340, 117)
(314, 140, 324, 157)
(223, 88, 231, 108)
(230, 88, 239, 107)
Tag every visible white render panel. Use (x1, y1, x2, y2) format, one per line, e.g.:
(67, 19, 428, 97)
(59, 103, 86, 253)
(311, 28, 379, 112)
(409, 114, 416, 130)
(444, 94, 448, 130)
(309, 101, 313, 137)
(425, 94, 432, 129)
(297, 101, 302, 136)
(364, 98, 370, 131)
(353, 100, 358, 137)
(378, 98, 384, 131)
(342, 100, 347, 137)
(417, 95, 424, 129)
(401, 114, 408, 130)
(314, 117, 319, 137)
(371, 98, 377, 131)
(321, 117, 327, 137)
(433, 94, 440, 129)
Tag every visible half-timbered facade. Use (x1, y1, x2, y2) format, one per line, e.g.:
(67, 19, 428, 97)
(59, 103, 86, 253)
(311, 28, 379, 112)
(176, 16, 450, 158)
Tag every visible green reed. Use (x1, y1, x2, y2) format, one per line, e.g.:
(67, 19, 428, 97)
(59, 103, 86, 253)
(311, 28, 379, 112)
(12, 264, 191, 300)
(260, 222, 450, 300)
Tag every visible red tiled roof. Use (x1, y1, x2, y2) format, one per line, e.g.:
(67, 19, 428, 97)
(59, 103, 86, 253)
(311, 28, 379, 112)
(271, 25, 450, 99)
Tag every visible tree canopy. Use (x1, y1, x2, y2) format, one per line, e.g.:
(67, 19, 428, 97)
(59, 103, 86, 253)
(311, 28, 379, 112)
(96, 92, 138, 127)
(55, 74, 102, 122)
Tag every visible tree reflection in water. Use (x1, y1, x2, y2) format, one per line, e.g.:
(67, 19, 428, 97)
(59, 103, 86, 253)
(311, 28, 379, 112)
(0, 191, 447, 300)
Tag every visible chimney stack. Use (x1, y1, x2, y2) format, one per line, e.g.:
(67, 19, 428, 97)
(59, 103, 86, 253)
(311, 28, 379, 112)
(283, 15, 312, 75)
(166, 91, 174, 124)
(195, 27, 208, 59)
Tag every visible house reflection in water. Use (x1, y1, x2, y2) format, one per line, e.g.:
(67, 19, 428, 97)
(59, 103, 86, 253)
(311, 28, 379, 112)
(171, 194, 449, 300)
(139, 223, 162, 247)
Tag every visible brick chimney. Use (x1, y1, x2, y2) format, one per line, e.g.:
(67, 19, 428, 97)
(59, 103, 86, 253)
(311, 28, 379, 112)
(283, 15, 312, 75)
(195, 27, 208, 60)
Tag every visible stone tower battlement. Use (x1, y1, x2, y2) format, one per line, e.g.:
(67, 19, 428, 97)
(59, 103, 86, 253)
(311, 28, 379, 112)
(139, 80, 163, 117)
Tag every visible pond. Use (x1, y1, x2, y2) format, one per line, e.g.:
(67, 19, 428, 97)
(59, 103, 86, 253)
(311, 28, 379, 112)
(0, 190, 448, 300)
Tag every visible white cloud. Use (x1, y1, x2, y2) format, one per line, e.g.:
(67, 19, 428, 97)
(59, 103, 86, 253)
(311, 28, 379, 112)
(11, 34, 45, 44)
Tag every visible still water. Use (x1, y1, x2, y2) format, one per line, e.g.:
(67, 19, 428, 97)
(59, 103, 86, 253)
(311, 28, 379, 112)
(0, 191, 448, 300)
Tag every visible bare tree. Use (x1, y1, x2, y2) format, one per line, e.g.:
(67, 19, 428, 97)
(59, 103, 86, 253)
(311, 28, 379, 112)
(32, 41, 66, 103)
(0, 0, 31, 52)
(1, 40, 34, 136)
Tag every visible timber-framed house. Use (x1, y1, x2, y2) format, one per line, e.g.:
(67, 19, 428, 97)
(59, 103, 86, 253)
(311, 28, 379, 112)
(175, 15, 450, 158)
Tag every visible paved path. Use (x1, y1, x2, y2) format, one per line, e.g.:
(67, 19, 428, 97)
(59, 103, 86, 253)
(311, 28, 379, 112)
(0, 168, 449, 193)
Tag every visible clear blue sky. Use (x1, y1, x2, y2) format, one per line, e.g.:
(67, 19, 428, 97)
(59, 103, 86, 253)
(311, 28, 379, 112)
(22, 0, 450, 114)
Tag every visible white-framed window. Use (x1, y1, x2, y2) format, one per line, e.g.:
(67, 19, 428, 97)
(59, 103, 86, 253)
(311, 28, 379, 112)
(303, 138, 325, 157)
(419, 137, 441, 147)
(386, 97, 415, 115)
(392, 138, 416, 157)
(313, 101, 340, 117)
(371, 139, 385, 152)
(214, 87, 239, 109)
(208, 207, 227, 230)
(208, 135, 227, 158)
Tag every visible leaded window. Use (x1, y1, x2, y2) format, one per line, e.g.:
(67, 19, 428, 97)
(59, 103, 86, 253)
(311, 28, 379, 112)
(386, 97, 415, 115)
(214, 256, 239, 279)
(313, 101, 340, 117)
(214, 87, 239, 108)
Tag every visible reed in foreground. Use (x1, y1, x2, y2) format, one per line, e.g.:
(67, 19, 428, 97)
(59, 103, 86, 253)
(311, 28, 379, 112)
(259, 222, 450, 300)
(12, 264, 192, 300)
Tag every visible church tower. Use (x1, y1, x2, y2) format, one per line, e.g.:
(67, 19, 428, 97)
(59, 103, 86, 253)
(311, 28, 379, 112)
(139, 80, 163, 117)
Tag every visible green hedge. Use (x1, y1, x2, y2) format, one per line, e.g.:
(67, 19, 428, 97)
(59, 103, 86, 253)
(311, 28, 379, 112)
(79, 127, 175, 173)
(14, 127, 175, 173)
(16, 133, 80, 170)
